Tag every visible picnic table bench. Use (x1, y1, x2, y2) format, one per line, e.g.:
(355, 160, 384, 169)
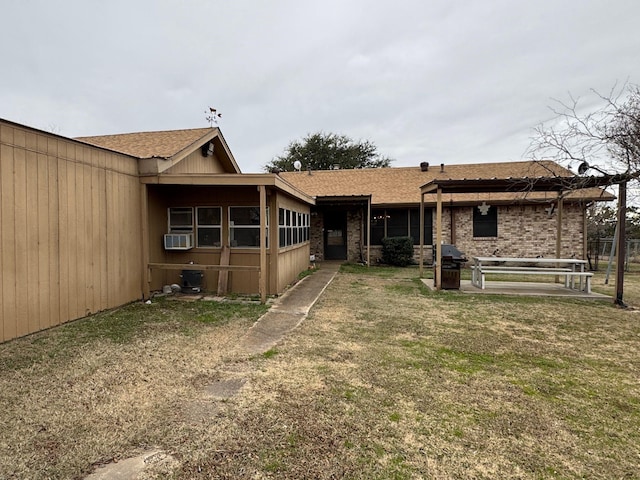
(471, 257, 593, 293)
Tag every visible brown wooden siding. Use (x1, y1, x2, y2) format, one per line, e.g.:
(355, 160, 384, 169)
(163, 150, 226, 174)
(0, 121, 143, 343)
(276, 245, 310, 292)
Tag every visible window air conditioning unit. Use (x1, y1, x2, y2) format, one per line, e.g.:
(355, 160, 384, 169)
(164, 233, 194, 250)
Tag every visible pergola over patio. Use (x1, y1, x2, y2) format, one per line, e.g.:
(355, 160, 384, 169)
(419, 173, 631, 303)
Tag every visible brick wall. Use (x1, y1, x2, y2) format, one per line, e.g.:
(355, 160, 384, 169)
(312, 203, 585, 265)
(347, 209, 365, 262)
(454, 203, 584, 260)
(310, 212, 324, 261)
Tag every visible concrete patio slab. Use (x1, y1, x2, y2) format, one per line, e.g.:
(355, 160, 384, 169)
(422, 278, 611, 300)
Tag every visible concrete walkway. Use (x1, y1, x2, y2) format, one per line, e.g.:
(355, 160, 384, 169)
(83, 263, 341, 479)
(236, 262, 340, 355)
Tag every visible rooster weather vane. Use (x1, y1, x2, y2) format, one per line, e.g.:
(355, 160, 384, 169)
(205, 107, 222, 126)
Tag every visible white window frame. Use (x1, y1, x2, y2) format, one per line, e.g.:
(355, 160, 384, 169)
(196, 206, 222, 248)
(229, 206, 269, 248)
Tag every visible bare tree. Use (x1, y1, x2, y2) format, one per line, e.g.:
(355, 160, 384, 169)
(528, 82, 640, 181)
(527, 82, 640, 306)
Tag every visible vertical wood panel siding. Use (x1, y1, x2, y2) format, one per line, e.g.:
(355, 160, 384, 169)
(0, 122, 143, 342)
(163, 150, 226, 174)
(277, 246, 310, 293)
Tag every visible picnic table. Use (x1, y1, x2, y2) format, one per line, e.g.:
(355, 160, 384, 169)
(471, 256, 592, 293)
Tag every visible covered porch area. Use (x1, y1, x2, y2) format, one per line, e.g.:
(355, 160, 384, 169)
(309, 195, 372, 264)
(140, 173, 314, 302)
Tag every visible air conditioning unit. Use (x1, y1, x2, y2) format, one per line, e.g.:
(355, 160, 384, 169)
(164, 233, 194, 250)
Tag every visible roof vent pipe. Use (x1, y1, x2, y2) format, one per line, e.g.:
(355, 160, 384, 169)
(440, 163, 445, 173)
(420, 162, 429, 172)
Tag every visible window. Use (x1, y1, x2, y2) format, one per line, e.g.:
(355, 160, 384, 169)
(367, 208, 432, 245)
(410, 208, 432, 245)
(369, 209, 386, 245)
(229, 206, 268, 248)
(278, 208, 309, 248)
(292, 210, 298, 244)
(473, 204, 498, 237)
(168, 207, 193, 232)
(387, 210, 409, 238)
(196, 207, 221, 248)
(279, 208, 287, 247)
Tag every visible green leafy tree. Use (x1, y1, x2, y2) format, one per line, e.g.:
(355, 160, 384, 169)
(265, 132, 393, 172)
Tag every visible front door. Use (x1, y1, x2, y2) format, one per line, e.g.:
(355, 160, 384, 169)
(324, 211, 347, 260)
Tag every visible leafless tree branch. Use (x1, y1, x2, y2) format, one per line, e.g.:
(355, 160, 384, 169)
(528, 82, 640, 188)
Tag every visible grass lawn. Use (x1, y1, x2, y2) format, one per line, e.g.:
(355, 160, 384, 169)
(1, 266, 639, 479)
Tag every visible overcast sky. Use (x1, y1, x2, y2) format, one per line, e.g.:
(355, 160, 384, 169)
(2, 0, 639, 172)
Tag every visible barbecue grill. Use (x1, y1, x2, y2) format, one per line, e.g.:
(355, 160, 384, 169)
(435, 244, 468, 289)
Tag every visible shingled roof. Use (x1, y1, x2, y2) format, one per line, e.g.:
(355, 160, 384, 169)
(280, 160, 615, 206)
(76, 127, 216, 159)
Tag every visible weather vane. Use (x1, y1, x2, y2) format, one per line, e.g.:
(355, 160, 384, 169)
(205, 106, 222, 126)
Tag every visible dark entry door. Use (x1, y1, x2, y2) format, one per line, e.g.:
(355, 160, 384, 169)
(324, 211, 347, 260)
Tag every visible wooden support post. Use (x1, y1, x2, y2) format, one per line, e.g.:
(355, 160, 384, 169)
(555, 195, 564, 283)
(435, 187, 443, 290)
(140, 183, 150, 299)
(450, 204, 456, 244)
(259, 185, 267, 304)
(582, 202, 588, 261)
(366, 196, 371, 267)
(616, 181, 627, 306)
(217, 246, 230, 295)
(555, 195, 563, 258)
(419, 192, 424, 277)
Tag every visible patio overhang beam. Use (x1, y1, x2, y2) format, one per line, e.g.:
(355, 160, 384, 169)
(419, 174, 632, 196)
(314, 195, 371, 206)
(140, 173, 315, 205)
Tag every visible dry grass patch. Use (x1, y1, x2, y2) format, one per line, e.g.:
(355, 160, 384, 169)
(171, 266, 639, 478)
(0, 297, 267, 479)
(1, 266, 639, 479)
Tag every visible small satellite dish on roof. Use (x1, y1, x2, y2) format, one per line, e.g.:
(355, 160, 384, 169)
(293, 160, 302, 171)
(578, 161, 590, 175)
